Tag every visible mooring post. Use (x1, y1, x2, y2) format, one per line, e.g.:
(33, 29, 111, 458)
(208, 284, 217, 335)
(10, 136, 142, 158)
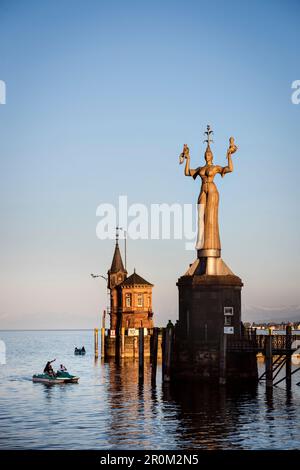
(163, 327, 169, 382)
(151, 327, 158, 385)
(120, 327, 125, 358)
(101, 327, 105, 358)
(94, 328, 99, 359)
(133, 336, 138, 358)
(286, 325, 292, 389)
(161, 328, 166, 380)
(265, 332, 273, 388)
(219, 332, 227, 385)
(139, 327, 144, 381)
(163, 322, 173, 382)
(102, 309, 106, 329)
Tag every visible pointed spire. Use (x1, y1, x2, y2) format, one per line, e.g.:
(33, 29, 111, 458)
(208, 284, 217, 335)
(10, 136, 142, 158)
(110, 240, 125, 273)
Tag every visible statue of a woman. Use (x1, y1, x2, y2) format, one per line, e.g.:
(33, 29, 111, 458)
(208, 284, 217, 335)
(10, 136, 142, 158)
(180, 127, 237, 257)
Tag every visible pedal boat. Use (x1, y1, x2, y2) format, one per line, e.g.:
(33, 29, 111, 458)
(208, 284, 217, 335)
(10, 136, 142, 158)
(32, 371, 79, 384)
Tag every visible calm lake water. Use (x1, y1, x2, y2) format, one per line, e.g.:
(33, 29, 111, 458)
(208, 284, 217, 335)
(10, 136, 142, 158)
(0, 330, 300, 450)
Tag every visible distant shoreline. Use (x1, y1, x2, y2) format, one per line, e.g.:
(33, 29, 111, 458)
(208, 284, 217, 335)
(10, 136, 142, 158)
(0, 329, 94, 332)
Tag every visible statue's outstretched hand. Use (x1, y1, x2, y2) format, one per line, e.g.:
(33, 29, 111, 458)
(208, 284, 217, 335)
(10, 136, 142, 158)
(183, 144, 190, 158)
(227, 137, 238, 157)
(228, 146, 238, 156)
(179, 144, 190, 164)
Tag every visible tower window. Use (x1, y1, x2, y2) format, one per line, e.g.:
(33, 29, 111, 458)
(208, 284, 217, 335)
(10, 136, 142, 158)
(137, 294, 143, 307)
(224, 307, 234, 315)
(224, 306, 233, 326)
(125, 294, 131, 307)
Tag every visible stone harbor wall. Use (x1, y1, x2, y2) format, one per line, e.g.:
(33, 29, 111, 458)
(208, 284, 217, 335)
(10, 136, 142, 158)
(172, 338, 258, 382)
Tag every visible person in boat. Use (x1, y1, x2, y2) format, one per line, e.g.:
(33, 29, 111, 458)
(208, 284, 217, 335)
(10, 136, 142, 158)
(59, 364, 67, 372)
(81, 346, 85, 353)
(43, 359, 56, 377)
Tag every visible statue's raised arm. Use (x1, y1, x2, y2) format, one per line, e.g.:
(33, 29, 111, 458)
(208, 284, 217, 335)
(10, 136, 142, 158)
(217, 136, 238, 178)
(179, 144, 201, 178)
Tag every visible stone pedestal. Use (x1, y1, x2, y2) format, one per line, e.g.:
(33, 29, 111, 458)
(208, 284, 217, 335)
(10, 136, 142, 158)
(172, 257, 257, 382)
(177, 258, 243, 341)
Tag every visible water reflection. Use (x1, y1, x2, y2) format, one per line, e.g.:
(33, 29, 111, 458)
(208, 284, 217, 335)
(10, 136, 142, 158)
(104, 359, 153, 448)
(1, 331, 300, 450)
(162, 381, 258, 449)
(102, 357, 300, 450)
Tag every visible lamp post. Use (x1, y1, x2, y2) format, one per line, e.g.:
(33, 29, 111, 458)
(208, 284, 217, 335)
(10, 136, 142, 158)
(91, 273, 109, 358)
(90, 273, 108, 282)
(90, 273, 109, 328)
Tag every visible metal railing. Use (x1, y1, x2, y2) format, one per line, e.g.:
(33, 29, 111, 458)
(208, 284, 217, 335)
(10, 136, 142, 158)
(228, 329, 298, 353)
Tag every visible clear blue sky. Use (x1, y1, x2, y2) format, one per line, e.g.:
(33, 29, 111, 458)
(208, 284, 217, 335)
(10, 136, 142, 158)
(0, 0, 299, 328)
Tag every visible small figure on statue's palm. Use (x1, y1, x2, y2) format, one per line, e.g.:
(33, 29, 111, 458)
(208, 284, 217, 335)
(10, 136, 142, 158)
(179, 144, 190, 164)
(228, 136, 238, 156)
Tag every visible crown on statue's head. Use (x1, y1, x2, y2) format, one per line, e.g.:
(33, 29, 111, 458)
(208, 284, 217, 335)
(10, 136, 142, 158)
(204, 125, 214, 156)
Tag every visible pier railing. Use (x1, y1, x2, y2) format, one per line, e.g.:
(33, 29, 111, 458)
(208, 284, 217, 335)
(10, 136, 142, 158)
(227, 329, 299, 353)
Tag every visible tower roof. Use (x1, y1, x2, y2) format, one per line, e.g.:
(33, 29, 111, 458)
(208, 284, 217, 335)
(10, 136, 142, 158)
(122, 270, 153, 287)
(109, 242, 126, 273)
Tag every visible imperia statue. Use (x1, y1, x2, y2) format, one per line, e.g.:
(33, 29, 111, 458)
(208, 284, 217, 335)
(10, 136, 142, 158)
(180, 125, 238, 257)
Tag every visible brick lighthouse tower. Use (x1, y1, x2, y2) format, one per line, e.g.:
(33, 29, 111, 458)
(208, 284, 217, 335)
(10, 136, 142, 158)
(107, 233, 154, 336)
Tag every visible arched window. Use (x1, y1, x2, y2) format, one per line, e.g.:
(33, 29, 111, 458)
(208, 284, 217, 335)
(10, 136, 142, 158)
(137, 293, 143, 307)
(125, 293, 131, 307)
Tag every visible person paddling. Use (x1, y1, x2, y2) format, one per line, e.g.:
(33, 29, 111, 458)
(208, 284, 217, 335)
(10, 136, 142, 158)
(44, 359, 56, 377)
